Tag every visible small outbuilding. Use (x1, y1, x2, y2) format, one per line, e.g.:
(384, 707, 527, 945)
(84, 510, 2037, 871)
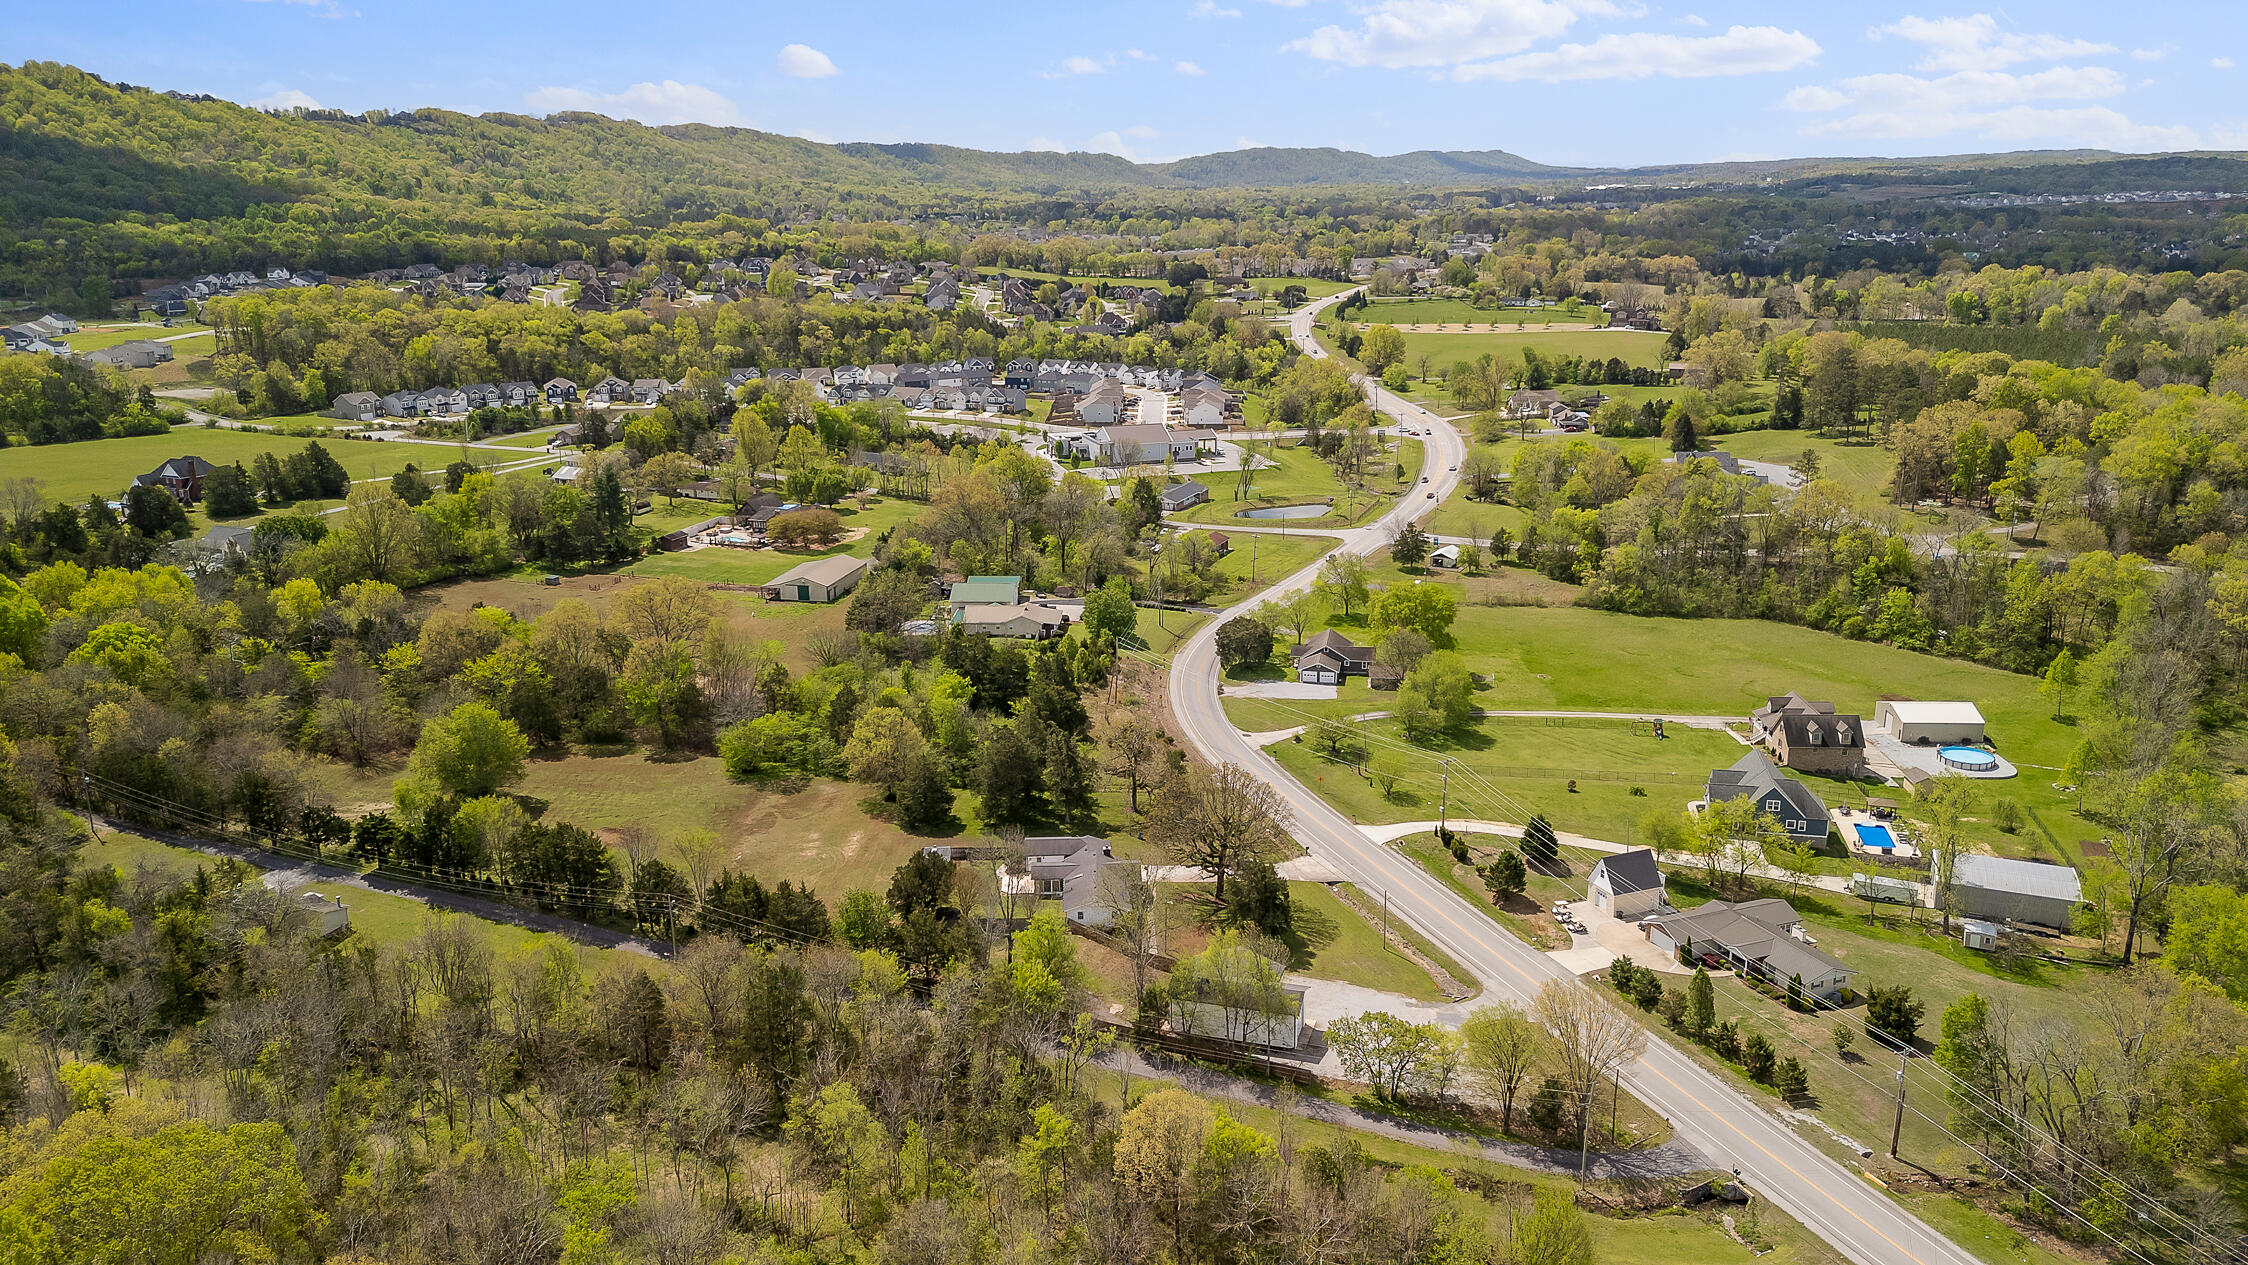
(1587, 848, 1667, 919)
(767, 554, 871, 603)
(1937, 851, 2081, 930)
(1961, 919, 2003, 952)
(1875, 700, 1987, 745)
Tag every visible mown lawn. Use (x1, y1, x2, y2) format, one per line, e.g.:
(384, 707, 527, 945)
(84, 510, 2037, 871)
(1223, 581, 2089, 864)
(1261, 715, 1746, 843)
(1389, 328, 1672, 376)
(5, 427, 444, 505)
(1715, 431, 1896, 502)
(79, 825, 618, 962)
(62, 321, 216, 352)
(1182, 529, 1336, 601)
(1285, 880, 1454, 1001)
(1353, 298, 1607, 327)
(1168, 437, 1423, 530)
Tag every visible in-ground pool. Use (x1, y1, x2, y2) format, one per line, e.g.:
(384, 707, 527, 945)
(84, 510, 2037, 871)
(1940, 745, 1999, 772)
(1854, 823, 1897, 851)
(1235, 503, 1330, 520)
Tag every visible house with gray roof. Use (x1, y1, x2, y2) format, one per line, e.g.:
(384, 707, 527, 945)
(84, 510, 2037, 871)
(1290, 629, 1374, 685)
(1704, 750, 1829, 844)
(1642, 897, 1856, 1001)
(1587, 848, 1667, 919)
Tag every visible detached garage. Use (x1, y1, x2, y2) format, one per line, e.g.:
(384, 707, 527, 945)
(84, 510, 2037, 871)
(766, 555, 870, 603)
(1875, 700, 1986, 745)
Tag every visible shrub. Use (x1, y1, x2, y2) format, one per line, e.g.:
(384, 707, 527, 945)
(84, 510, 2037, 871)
(1865, 984, 1924, 1049)
(767, 507, 845, 547)
(1741, 1032, 1776, 1083)
(1775, 1055, 1810, 1101)
(719, 712, 839, 777)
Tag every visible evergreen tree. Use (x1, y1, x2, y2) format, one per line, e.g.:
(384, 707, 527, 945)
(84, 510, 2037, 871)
(1520, 813, 1559, 867)
(587, 465, 636, 561)
(974, 721, 1044, 828)
(1686, 965, 1716, 1036)
(202, 461, 259, 518)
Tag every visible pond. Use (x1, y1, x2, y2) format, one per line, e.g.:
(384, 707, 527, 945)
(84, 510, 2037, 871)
(1235, 503, 1330, 520)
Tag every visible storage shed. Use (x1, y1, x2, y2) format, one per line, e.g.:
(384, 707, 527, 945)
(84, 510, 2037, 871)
(1875, 700, 1987, 744)
(767, 555, 870, 603)
(1938, 851, 2082, 929)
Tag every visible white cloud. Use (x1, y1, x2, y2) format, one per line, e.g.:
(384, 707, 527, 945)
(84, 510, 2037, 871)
(1785, 63, 2195, 150)
(1175, 59, 1206, 75)
(1874, 14, 2115, 72)
(2131, 46, 2171, 62)
(1126, 48, 1155, 60)
(2216, 57, 2237, 69)
(1454, 24, 1819, 82)
(776, 44, 839, 79)
(1679, 13, 1706, 27)
(1288, 0, 1616, 69)
(525, 81, 744, 127)
(1787, 64, 2127, 117)
(251, 88, 322, 111)
(1042, 55, 1107, 78)
(1089, 128, 1167, 162)
(1191, 0, 1243, 16)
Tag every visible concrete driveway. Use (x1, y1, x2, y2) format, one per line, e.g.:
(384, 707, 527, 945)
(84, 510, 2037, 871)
(1223, 680, 1336, 700)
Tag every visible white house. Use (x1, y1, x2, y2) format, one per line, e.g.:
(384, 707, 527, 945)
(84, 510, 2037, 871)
(1587, 848, 1667, 919)
(1875, 700, 1987, 745)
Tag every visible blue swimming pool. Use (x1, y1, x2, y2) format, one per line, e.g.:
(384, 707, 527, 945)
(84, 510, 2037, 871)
(1940, 745, 1999, 772)
(1855, 823, 1897, 851)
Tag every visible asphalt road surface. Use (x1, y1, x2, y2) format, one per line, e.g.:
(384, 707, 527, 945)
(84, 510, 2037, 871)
(1163, 289, 1982, 1265)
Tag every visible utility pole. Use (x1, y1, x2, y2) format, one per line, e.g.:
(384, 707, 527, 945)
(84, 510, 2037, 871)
(1580, 1089, 1593, 1179)
(1438, 760, 1452, 836)
(1889, 1046, 1909, 1159)
(1250, 533, 1258, 585)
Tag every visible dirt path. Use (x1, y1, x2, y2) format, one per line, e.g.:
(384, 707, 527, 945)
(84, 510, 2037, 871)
(1098, 1045, 1708, 1180)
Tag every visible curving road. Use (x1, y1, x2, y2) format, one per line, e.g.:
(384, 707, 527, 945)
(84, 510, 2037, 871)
(1163, 289, 1980, 1265)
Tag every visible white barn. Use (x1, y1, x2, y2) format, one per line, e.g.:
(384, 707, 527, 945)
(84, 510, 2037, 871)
(1875, 700, 1986, 745)
(1587, 848, 1668, 919)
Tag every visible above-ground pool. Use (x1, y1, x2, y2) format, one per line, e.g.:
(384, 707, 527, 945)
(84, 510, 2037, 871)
(1236, 503, 1330, 520)
(1854, 823, 1898, 851)
(1940, 745, 2000, 772)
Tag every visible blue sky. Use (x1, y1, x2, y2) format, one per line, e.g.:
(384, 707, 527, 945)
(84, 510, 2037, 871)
(6, 1, 2244, 167)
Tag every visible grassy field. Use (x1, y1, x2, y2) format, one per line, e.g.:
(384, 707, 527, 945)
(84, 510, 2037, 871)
(1424, 487, 1527, 541)
(80, 825, 618, 963)
(1285, 880, 1453, 1001)
(1187, 529, 1336, 600)
(1353, 298, 1606, 327)
(6, 427, 447, 505)
(612, 495, 921, 586)
(1716, 431, 1896, 502)
(63, 321, 216, 352)
(301, 751, 939, 902)
(1263, 715, 1746, 844)
(1169, 436, 1424, 529)
(1224, 579, 2087, 863)
(1385, 329, 1672, 375)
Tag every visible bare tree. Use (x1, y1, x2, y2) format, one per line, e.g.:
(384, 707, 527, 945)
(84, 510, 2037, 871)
(1533, 979, 1646, 1135)
(1144, 763, 1292, 902)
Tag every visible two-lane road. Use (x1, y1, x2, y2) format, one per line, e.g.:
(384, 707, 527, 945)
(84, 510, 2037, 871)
(1164, 289, 1981, 1265)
